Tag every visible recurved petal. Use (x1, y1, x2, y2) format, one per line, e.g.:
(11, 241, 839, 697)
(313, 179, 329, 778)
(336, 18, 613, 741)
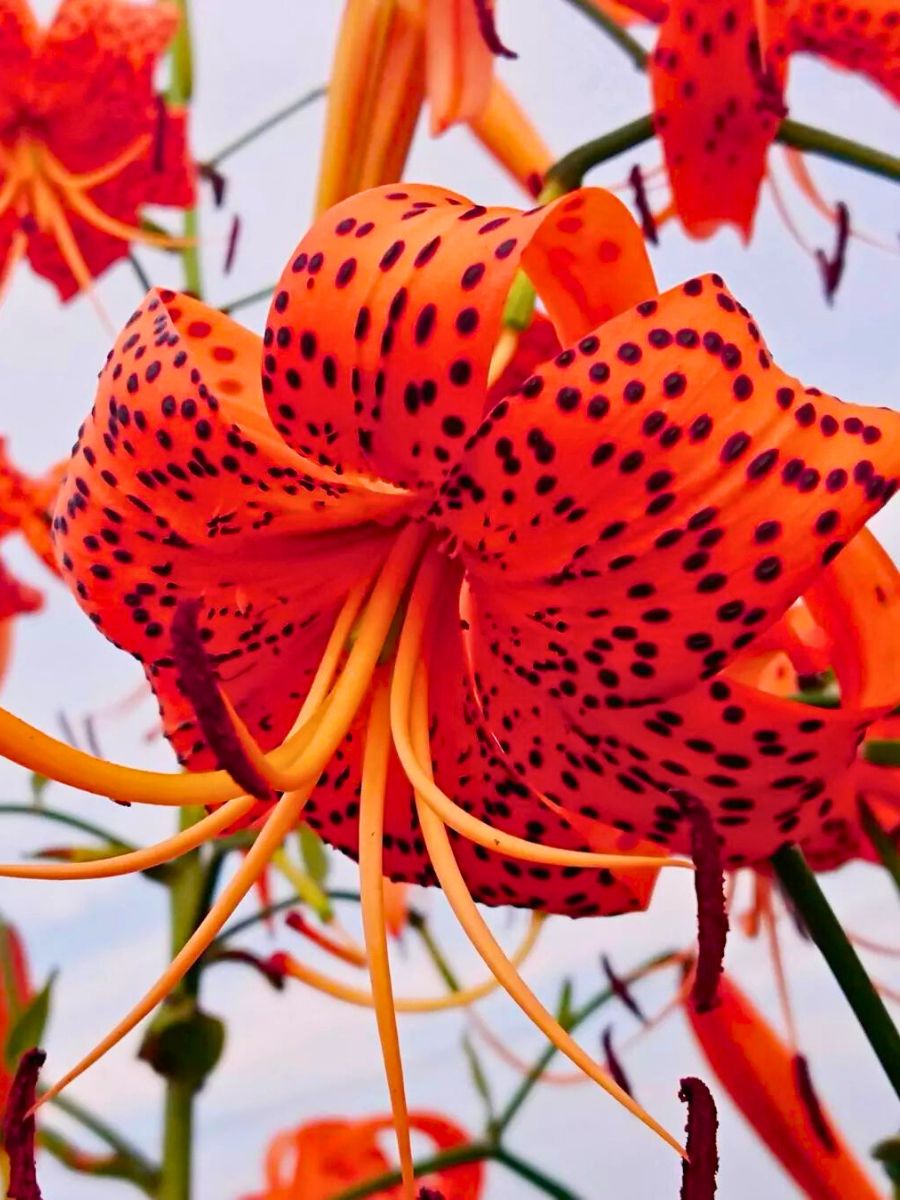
(53, 290, 410, 768)
(438, 273, 900, 703)
(426, 0, 495, 133)
(650, 0, 790, 239)
(263, 183, 655, 489)
(0, 0, 37, 128)
(686, 973, 883, 1200)
(788, 0, 900, 102)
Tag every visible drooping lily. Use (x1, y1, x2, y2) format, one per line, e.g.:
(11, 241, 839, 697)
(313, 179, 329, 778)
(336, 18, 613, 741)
(0, 0, 194, 301)
(608, 0, 900, 242)
(240, 1110, 483, 1200)
(0, 182, 897, 1185)
(316, 0, 550, 213)
(686, 972, 883, 1200)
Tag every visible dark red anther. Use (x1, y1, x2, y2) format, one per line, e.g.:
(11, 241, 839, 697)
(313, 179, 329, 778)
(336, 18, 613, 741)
(602, 1027, 633, 1097)
(171, 599, 273, 801)
(418, 1190, 445, 1200)
(472, 0, 517, 58)
(815, 202, 850, 305)
(198, 163, 228, 207)
(212, 949, 286, 990)
(224, 214, 241, 275)
(629, 164, 658, 244)
(677, 792, 728, 1012)
(601, 953, 646, 1022)
(679, 1076, 719, 1199)
(792, 1054, 837, 1152)
(2, 1047, 45, 1200)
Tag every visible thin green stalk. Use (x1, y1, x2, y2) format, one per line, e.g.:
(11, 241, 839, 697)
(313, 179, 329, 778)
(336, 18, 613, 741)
(561, 0, 649, 68)
(166, 0, 200, 298)
(329, 1141, 584, 1200)
(771, 845, 900, 1099)
(219, 285, 274, 315)
(205, 86, 327, 167)
(46, 1090, 158, 1182)
(407, 908, 462, 991)
(490, 949, 676, 1140)
(179, 207, 202, 300)
(859, 800, 900, 898)
(492, 1146, 584, 1200)
(0, 803, 135, 850)
(208, 889, 361, 950)
(777, 119, 900, 185)
(545, 115, 656, 192)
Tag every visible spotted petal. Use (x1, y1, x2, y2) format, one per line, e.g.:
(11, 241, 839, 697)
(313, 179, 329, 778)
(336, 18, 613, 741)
(53, 290, 411, 768)
(438, 273, 900, 704)
(262, 183, 655, 488)
(788, 0, 900, 101)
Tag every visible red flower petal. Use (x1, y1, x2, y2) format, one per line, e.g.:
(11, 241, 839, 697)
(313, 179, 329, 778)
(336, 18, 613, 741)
(263, 183, 655, 488)
(439, 273, 900, 705)
(788, 0, 900, 102)
(53, 290, 411, 768)
(650, 0, 789, 238)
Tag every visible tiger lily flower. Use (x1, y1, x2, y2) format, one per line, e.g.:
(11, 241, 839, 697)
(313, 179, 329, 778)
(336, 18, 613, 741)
(316, 0, 550, 213)
(686, 972, 882, 1199)
(612, 0, 900, 242)
(241, 1111, 483, 1200)
(0, 0, 194, 301)
(0, 182, 897, 1183)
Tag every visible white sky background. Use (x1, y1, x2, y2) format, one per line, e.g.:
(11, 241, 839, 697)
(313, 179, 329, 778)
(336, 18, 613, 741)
(0, 1, 899, 1197)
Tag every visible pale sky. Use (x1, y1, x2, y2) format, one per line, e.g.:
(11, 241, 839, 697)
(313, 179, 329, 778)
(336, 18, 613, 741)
(0, 2, 898, 1198)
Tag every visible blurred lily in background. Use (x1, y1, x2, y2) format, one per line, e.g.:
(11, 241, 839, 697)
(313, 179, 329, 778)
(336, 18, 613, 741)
(241, 1110, 483, 1200)
(0, 0, 195, 303)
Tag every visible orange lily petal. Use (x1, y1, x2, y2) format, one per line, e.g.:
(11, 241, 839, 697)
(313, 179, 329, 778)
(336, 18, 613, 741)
(650, 0, 790, 238)
(468, 75, 552, 198)
(686, 973, 882, 1199)
(264, 183, 654, 488)
(426, 0, 495, 134)
(788, 0, 900, 102)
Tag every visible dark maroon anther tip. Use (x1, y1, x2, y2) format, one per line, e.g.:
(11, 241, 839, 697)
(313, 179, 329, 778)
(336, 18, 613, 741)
(602, 1026, 633, 1098)
(601, 953, 646, 1022)
(198, 163, 228, 207)
(171, 599, 274, 801)
(2, 1047, 46, 1200)
(224, 214, 242, 275)
(792, 1054, 837, 1152)
(213, 949, 286, 990)
(417, 1190, 446, 1200)
(815, 202, 850, 306)
(473, 0, 517, 58)
(628, 164, 659, 245)
(677, 792, 728, 1013)
(679, 1076, 719, 1200)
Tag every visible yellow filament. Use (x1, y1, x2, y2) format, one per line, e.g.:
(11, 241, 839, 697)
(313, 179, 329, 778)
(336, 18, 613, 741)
(359, 684, 414, 1199)
(279, 911, 541, 1011)
(0, 793, 254, 880)
(487, 326, 518, 387)
(37, 783, 313, 1109)
(390, 551, 693, 873)
(37, 137, 151, 192)
(0, 524, 425, 809)
(760, 885, 798, 1051)
(408, 664, 684, 1156)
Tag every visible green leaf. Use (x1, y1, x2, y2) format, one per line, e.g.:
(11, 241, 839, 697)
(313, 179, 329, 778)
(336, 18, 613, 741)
(555, 979, 575, 1030)
(298, 825, 330, 886)
(138, 997, 225, 1090)
(873, 1134, 900, 1194)
(5, 972, 55, 1068)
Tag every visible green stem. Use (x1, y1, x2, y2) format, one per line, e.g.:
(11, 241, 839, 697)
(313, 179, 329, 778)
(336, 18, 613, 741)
(561, 0, 649, 68)
(859, 800, 900, 898)
(160, 1082, 194, 1200)
(46, 1090, 158, 1180)
(179, 207, 202, 300)
(219, 285, 274, 316)
(205, 86, 327, 168)
(492, 1146, 584, 1200)
(545, 114, 656, 192)
(329, 1141, 583, 1200)
(166, 0, 194, 106)
(777, 118, 900, 185)
(207, 888, 361, 950)
(407, 908, 462, 991)
(158, 809, 206, 1200)
(0, 803, 135, 850)
(771, 844, 900, 1100)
